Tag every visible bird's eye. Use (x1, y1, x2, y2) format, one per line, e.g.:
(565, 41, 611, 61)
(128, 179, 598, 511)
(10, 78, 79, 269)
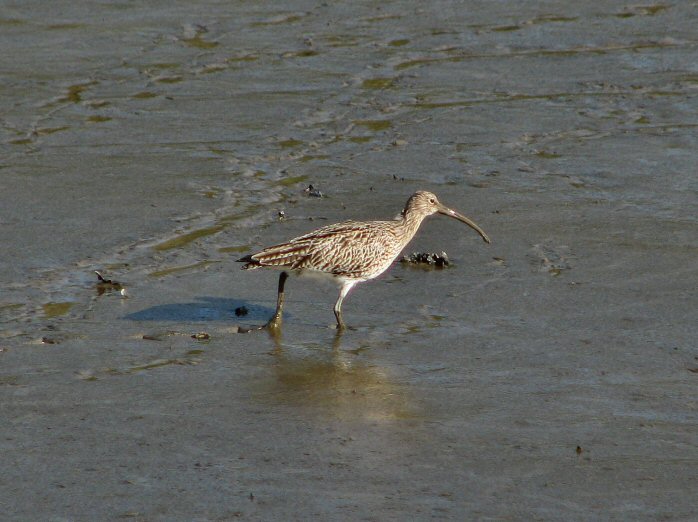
(429, 198, 435, 204)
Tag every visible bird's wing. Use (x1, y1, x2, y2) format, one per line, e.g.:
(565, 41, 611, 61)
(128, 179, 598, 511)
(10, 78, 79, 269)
(304, 222, 400, 278)
(240, 241, 310, 269)
(240, 220, 399, 275)
(285, 220, 365, 242)
(242, 221, 363, 269)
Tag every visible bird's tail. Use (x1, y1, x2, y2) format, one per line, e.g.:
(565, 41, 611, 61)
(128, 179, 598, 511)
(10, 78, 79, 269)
(236, 255, 261, 270)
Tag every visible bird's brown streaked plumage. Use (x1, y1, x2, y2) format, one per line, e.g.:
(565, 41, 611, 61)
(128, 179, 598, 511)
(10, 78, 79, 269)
(238, 191, 490, 329)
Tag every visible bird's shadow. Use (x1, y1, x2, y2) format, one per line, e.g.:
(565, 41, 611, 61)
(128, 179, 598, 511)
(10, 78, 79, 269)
(124, 296, 274, 323)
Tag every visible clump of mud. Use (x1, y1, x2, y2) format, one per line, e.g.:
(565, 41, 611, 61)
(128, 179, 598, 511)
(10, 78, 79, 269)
(401, 251, 450, 267)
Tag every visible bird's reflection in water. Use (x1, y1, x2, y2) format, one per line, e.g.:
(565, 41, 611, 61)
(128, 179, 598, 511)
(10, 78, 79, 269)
(263, 326, 345, 353)
(253, 328, 419, 421)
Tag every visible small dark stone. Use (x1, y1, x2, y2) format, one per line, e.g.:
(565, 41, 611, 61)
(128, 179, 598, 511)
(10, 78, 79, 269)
(235, 306, 248, 317)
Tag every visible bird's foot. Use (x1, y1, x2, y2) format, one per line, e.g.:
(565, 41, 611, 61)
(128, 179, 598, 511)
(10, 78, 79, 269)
(261, 315, 283, 331)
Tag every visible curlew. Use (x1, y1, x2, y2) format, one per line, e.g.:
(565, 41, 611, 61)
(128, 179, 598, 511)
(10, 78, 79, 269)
(238, 191, 490, 329)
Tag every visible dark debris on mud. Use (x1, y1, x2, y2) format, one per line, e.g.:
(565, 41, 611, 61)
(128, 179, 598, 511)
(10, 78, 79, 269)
(304, 184, 323, 198)
(401, 251, 451, 267)
(95, 271, 124, 295)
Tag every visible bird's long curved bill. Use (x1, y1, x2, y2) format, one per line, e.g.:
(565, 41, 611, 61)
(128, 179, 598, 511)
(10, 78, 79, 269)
(438, 205, 491, 243)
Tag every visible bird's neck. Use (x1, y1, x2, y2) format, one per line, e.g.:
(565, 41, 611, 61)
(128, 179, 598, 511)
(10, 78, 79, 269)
(399, 210, 427, 243)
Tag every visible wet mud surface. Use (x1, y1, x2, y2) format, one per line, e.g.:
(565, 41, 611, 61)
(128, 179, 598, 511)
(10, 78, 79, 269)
(1, 1, 698, 520)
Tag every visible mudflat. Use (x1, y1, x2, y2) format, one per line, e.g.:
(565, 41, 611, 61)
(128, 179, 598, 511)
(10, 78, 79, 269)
(1, 2, 697, 520)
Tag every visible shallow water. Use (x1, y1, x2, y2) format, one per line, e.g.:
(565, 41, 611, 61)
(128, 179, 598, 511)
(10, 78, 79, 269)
(2, 1, 698, 520)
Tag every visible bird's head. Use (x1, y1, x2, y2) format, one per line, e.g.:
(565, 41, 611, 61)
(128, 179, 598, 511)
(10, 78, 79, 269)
(403, 191, 490, 243)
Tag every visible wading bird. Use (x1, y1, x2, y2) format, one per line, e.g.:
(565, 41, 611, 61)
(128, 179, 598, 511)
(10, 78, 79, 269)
(238, 191, 490, 329)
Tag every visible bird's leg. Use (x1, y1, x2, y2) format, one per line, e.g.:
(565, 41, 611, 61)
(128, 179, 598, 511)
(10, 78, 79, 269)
(333, 305, 346, 330)
(264, 271, 288, 330)
(333, 281, 356, 330)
